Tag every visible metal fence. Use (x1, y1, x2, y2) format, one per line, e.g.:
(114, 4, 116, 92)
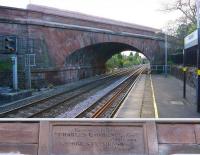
(150, 65, 171, 74)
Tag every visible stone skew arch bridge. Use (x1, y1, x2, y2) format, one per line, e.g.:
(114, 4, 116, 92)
(0, 4, 169, 87)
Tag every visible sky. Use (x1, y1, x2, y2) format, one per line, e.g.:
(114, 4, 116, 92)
(0, 0, 182, 30)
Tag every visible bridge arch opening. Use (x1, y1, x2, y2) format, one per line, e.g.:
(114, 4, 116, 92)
(65, 42, 150, 81)
(105, 51, 149, 72)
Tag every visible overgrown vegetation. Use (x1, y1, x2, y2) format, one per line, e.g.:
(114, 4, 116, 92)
(162, 0, 196, 45)
(0, 59, 12, 71)
(106, 52, 143, 71)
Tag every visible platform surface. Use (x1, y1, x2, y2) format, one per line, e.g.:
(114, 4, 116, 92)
(115, 74, 200, 118)
(115, 75, 146, 118)
(152, 75, 200, 118)
(115, 74, 155, 118)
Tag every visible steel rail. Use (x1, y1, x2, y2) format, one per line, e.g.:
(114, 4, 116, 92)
(28, 68, 138, 118)
(76, 66, 145, 118)
(27, 77, 120, 118)
(0, 67, 137, 118)
(110, 72, 142, 118)
(0, 68, 131, 116)
(91, 67, 145, 118)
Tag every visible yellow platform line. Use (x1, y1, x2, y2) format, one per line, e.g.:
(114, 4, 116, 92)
(150, 74, 159, 118)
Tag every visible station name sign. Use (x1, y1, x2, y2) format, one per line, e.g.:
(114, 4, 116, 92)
(184, 29, 198, 49)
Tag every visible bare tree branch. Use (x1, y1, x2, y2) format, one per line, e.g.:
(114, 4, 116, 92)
(161, 0, 196, 24)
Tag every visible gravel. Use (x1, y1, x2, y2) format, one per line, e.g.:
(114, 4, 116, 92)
(57, 76, 127, 118)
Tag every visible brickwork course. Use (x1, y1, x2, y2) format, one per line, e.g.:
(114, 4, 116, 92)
(0, 4, 175, 87)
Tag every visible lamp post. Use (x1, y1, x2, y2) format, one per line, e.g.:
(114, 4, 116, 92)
(165, 33, 168, 77)
(196, 0, 200, 112)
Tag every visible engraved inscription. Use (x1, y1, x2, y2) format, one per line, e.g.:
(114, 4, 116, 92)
(51, 126, 145, 155)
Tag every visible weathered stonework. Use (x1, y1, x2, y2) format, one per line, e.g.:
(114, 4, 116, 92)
(0, 121, 199, 155)
(0, 4, 167, 87)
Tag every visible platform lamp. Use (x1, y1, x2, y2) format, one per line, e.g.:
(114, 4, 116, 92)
(164, 33, 168, 77)
(196, 0, 200, 112)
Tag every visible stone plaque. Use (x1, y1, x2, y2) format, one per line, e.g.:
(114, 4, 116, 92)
(50, 125, 146, 155)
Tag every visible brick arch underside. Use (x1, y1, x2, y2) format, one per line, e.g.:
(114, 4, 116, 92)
(26, 26, 163, 85)
(37, 28, 162, 84)
(42, 29, 161, 68)
(65, 42, 147, 78)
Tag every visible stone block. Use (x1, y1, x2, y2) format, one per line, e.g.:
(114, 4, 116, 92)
(157, 124, 196, 144)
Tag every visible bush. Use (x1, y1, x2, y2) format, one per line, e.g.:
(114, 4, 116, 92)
(106, 52, 143, 70)
(0, 59, 12, 72)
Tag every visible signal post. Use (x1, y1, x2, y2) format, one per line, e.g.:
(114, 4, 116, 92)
(3, 35, 18, 90)
(11, 55, 18, 90)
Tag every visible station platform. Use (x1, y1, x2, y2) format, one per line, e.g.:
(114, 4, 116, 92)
(115, 74, 200, 118)
(115, 74, 155, 118)
(152, 75, 200, 118)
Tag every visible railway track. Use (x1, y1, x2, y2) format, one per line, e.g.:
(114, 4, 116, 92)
(0, 67, 140, 118)
(76, 66, 146, 118)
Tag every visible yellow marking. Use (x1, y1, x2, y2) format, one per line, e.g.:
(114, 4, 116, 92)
(182, 67, 187, 72)
(197, 70, 200, 75)
(150, 74, 159, 118)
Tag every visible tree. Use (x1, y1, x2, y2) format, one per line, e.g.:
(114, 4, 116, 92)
(117, 53, 123, 60)
(163, 0, 196, 24)
(105, 52, 143, 71)
(162, 0, 197, 46)
(128, 52, 134, 62)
